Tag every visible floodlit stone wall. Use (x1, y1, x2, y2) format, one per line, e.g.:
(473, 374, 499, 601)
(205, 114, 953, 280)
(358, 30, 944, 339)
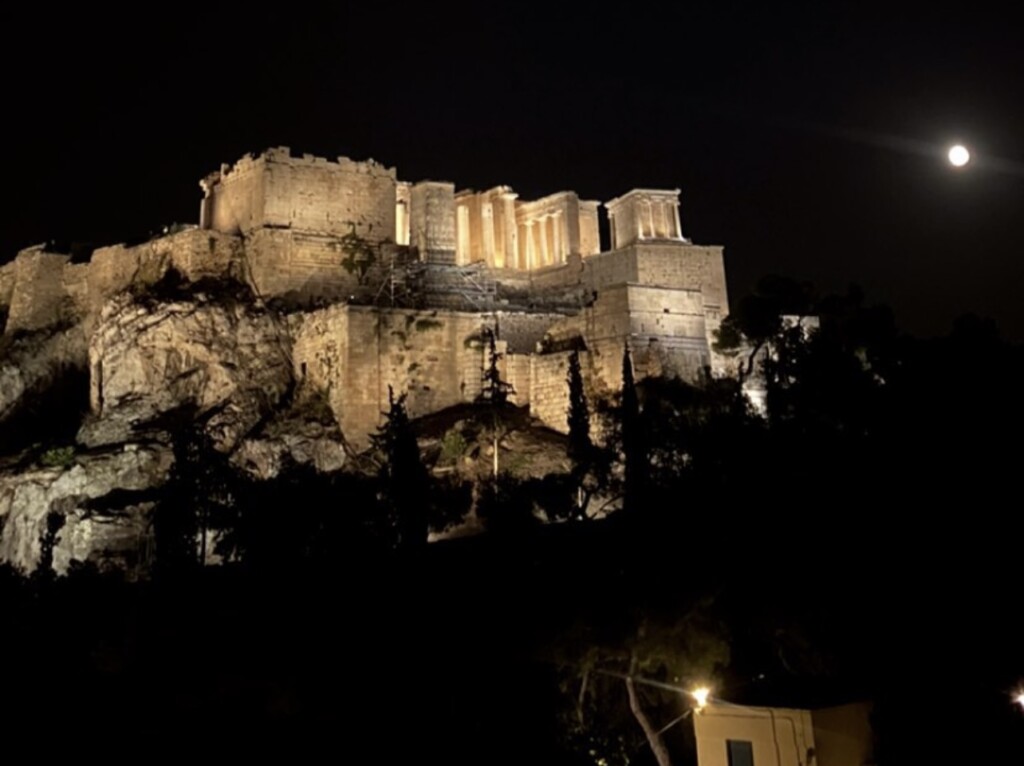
(539, 282, 710, 397)
(84, 229, 240, 331)
(5, 248, 72, 333)
(1, 229, 241, 337)
(293, 306, 498, 449)
(527, 350, 604, 433)
(3, 147, 736, 452)
(292, 306, 581, 447)
(201, 153, 267, 234)
(529, 351, 574, 432)
(201, 147, 398, 245)
(494, 311, 568, 354)
(244, 229, 357, 302)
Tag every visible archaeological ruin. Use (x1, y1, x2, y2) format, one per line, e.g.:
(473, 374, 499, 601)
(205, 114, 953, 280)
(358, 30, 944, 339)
(1, 147, 729, 449)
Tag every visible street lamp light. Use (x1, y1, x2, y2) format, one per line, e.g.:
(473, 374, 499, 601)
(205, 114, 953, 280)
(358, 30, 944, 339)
(1014, 690, 1024, 710)
(690, 686, 711, 710)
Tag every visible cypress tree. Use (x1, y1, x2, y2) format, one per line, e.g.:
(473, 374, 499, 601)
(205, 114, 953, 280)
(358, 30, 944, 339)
(372, 386, 430, 549)
(567, 350, 592, 519)
(621, 345, 645, 515)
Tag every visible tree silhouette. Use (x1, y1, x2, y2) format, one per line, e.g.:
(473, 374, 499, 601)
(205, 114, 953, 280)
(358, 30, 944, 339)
(154, 425, 229, 574)
(566, 350, 599, 519)
(620, 345, 646, 516)
(476, 327, 516, 479)
(554, 600, 730, 766)
(372, 386, 430, 549)
(713, 274, 817, 383)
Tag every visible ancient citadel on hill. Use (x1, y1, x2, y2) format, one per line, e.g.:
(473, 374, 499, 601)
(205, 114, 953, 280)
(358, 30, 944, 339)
(0, 147, 732, 574)
(0, 147, 729, 448)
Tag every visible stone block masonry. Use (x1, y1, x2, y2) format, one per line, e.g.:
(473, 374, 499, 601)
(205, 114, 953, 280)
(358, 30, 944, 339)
(201, 147, 397, 246)
(293, 305, 497, 450)
(3, 144, 734, 453)
(5, 248, 72, 333)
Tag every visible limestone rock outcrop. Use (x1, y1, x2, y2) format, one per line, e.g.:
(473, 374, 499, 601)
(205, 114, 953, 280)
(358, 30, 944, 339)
(0, 444, 173, 577)
(231, 402, 347, 479)
(80, 293, 294, 452)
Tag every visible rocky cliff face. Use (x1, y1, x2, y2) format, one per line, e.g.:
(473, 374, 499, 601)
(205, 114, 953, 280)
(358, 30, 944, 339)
(0, 287, 350, 577)
(0, 444, 173, 577)
(0, 282, 575, 577)
(80, 292, 294, 452)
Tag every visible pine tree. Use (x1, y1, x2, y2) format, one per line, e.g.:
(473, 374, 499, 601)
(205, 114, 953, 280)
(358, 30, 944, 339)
(477, 328, 515, 479)
(479, 328, 514, 406)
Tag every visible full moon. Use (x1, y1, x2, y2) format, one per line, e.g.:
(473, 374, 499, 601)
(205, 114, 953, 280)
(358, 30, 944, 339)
(948, 144, 970, 167)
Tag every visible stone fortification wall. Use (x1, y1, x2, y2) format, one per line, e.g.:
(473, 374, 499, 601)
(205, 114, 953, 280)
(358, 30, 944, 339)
(2, 229, 242, 338)
(583, 247, 638, 290)
(537, 283, 710, 400)
(529, 351, 575, 432)
(62, 263, 90, 321)
(202, 152, 267, 234)
(631, 244, 728, 311)
(244, 229, 359, 303)
(83, 229, 241, 332)
(292, 304, 590, 444)
(582, 242, 725, 297)
(576, 242, 728, 363)
(527, 350, 605, 434)
(4, 248, 73, 333)
(504, 353, 532, 407)
(293, 306, 498, 449)
(202, 147, 397, 245)
(494, 311, 568, 354)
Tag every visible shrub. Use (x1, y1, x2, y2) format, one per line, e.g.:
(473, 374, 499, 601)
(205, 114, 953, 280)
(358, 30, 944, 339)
(40, 446, 76, 469)
(439, 428, 469, 465)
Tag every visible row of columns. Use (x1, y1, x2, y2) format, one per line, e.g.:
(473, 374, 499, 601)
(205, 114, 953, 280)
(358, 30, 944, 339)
(518, 210, 566, 270)
(635, 199, 683, 241)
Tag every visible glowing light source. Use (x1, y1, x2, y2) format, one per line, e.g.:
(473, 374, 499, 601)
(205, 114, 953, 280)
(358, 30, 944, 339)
(690, 686, 711, 709)
(948, 144, 970, 167)
(1014, 691, 1024, 709)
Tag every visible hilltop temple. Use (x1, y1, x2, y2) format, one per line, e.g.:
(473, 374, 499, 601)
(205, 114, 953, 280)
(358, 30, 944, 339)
(0, 147, 729, 448)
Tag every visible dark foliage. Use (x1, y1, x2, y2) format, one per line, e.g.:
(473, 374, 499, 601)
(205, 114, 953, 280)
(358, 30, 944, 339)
(1, 281, 1021, 763)
(370, 386, 432, 549)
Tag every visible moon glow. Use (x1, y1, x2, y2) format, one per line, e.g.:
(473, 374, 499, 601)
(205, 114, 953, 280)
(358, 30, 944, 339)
(948, 144, 970, 167)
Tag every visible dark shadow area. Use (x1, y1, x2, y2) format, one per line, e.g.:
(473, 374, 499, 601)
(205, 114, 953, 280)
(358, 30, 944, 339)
(0, 362, 89, 457)
(1, 283, 1021, 761)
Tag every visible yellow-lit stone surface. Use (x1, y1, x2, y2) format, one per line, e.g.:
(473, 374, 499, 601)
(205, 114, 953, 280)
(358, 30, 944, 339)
(1, 147, 732, 446)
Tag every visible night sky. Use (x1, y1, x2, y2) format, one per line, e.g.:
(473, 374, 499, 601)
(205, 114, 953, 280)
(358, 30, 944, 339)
(4, 6, 1023, 338)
